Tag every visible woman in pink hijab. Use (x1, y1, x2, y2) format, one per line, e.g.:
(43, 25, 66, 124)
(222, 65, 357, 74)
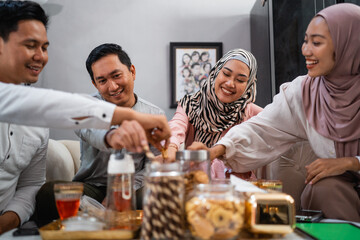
(189, 3, 360, 221)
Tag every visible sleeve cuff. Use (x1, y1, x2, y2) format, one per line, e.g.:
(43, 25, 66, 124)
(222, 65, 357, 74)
(215, 138, 235, 160)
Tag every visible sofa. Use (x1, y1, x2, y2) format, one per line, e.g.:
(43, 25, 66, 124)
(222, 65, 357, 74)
(46, 139, 81, 181)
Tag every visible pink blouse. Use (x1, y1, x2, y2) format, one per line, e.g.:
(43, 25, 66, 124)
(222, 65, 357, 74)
(169, 103, 263, 179)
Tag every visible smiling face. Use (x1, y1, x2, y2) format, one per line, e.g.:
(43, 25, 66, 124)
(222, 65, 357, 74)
(91, 54, 136, 107)
(182, 54, 191, 65)
(0, 20, 49, 84)
(214, 59, 250, 104)
(302, 16, 335, 77)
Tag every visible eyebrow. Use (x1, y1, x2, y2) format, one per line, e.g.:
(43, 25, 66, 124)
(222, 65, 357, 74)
(23, 38, 50, 46)
(305, 33, 326, 39)
(95, 69, 121, 81)
(223, 67, 248, 77)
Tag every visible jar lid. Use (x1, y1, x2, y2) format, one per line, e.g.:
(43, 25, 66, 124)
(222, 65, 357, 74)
(176, 150, 209, 162)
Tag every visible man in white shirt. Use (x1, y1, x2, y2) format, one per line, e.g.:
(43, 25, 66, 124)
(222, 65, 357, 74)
(0, 1, 169, 233)
(0, 0, 51, 233)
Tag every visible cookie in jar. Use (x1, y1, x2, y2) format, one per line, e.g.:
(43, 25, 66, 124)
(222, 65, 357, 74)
(176, 150, 210, 195)
(185, 184, 245, 240)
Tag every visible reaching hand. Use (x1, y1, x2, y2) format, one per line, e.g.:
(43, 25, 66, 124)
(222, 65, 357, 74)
(187, 142, 226, 160)
(305, 157, 359, 185)
(134, 113, 171, 151)
(106, 120, 148, 152)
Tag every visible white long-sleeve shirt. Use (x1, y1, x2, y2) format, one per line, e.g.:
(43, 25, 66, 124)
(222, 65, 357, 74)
(217, 76, 336, 172)
(0, 122, 48, 224)
(0, 82, 115, 129)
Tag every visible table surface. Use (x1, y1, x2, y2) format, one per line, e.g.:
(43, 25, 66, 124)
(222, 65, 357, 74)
(1, 219, 359, 240)
(0, 228, 307, 240)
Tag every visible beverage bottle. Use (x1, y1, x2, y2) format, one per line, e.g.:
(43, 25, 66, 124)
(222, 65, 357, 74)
(105, 151, 135, 230)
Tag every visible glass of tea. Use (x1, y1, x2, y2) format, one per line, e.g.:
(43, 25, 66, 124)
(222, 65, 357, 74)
(54, 182, 84, 220)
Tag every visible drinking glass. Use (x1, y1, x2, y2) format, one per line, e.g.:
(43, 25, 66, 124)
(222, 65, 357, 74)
(54, 182, 83, 220)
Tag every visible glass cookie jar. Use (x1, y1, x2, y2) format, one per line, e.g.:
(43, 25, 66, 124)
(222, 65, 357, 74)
(185, 184, 245, 240)
(176, 150, 211, 196)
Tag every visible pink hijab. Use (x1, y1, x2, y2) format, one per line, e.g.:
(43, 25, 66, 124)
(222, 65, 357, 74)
(302, 3, 360, 158)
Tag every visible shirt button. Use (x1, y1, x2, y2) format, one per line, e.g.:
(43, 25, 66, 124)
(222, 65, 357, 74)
(102, 113, 106, 118)
(10, 131, 13, 136)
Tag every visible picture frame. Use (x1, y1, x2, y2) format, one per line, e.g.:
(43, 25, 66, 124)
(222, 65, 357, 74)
(170, 42, 223, 108)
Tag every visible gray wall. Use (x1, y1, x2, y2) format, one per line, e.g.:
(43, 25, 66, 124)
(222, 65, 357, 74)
(37, 0, 256, 140)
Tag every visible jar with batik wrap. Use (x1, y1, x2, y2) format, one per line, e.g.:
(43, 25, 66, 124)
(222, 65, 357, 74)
(140, 162, 185, 240)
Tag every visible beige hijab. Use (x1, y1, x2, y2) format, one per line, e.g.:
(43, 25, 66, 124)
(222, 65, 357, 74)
(302, 3, 360, 157)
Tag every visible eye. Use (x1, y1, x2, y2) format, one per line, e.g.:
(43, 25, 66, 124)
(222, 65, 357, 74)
(113, 74, 121, 79)
(25, 44, 36, 49)
(222, 71, 230, 77)
(98, 79, 106, 84)
(313, 42, 321, 46)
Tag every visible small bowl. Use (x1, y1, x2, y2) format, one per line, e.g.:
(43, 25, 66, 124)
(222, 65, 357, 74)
(62, 214, 105, 231)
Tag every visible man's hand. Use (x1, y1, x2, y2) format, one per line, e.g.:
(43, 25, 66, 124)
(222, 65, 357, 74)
(106, 120, 148, 153)
(0, 211, 20, 234)
(187, 142, 226, 160)
(133, 113, 171, 151)
(305, 157, 359, 185)
(112, 108, 171, 151)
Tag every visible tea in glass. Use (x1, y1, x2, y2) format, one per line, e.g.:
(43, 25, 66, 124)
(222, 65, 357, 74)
(54, 182, 83, 220)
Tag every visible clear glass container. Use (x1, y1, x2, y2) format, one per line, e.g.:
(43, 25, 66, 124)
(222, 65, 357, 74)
(105, 151, 136, 230)
(141, 162, 185, 240)
(185, 184, 245, 240)
(176, 150, 211, 196)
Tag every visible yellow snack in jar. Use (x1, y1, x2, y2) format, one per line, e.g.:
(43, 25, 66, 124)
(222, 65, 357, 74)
(206, 206, 232, 228)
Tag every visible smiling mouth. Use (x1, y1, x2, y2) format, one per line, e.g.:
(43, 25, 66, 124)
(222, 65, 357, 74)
(110, 88, 124, 97)
(221, 87, 234, 95)
(27, 65, 42, 72)
(306, 60, 319, 65)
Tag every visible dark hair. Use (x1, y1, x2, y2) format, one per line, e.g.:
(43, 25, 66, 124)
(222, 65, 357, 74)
(0, 0, 49, 42)
(191, 51, 200, 57)
(86, 43, 132, 82)
(200, 51, 210, 61)
(203, 62, 212, 70)
(182, 67, 192, 77)
(191, 62, 200, 69)
(182, 53, 191, 66)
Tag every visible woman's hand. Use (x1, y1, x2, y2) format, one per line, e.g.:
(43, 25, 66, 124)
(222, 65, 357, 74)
(152, 145, 177, 163)
(187, 142, 226, 160)
(305, 157, 360, 185)
(165, 145, 177, 163)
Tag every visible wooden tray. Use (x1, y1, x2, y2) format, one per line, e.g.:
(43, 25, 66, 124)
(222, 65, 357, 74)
(39, 211, 142, 240)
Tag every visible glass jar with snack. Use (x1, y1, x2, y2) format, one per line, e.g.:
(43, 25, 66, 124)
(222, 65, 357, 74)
(141, 161, 185, 240)
(185, 184, 245, 240)
(176, 150, 210, 196)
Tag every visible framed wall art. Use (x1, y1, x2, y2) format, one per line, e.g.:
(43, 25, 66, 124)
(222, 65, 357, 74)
(169, 42, 222, 108)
